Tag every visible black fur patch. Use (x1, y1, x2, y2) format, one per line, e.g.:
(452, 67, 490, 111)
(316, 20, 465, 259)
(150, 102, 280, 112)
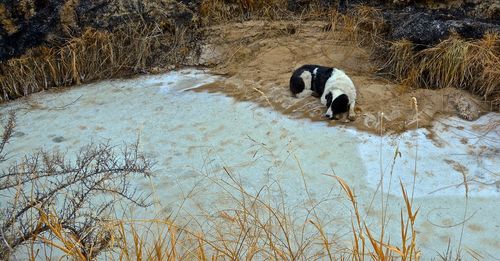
(325, 92, 333, 108)
(311, 67, 334, 96)
(289, 74, 305, 96)
(330, 94, 350, 115)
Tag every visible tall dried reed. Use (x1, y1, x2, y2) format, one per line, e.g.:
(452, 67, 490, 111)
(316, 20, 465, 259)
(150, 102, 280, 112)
(380, 33, 499, 105)
(0, 22, 192, 101)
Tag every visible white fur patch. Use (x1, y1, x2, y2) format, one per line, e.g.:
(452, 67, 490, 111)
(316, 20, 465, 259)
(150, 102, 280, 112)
(320, 69, 357, 119)
(299, 71, 312, 90)
(325, 106, 333, 118)
(296, 89, 313, 98)
(295, 70, 313, 98)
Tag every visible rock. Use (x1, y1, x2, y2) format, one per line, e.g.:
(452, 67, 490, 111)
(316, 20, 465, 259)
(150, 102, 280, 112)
(450, 93, 481, 121)
(384, 8, 500, 46)
(197, 44, 225, 66)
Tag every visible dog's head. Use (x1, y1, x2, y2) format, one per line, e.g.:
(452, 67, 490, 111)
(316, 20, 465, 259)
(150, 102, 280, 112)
(324, 91, 349, 120)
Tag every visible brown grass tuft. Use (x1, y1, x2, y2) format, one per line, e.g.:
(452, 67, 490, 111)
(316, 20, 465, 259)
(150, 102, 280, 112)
(328, 5, 386, 47)
(199, 0, 337, 25)
(0, 22, 193, 101)
(327, 6, 499, 109)
(377, 33, 499, 109)
(200, 0, 289, 24)
(379, 39, 415, 84)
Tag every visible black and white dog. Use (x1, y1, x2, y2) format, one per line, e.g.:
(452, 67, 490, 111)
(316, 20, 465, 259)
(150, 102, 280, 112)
(290, 64, 356, 121)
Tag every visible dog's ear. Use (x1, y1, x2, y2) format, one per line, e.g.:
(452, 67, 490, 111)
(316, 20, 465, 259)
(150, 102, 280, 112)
(325, 92, 333, 107)
(326, 68, 334, 75)
(332, 94, 350, 113)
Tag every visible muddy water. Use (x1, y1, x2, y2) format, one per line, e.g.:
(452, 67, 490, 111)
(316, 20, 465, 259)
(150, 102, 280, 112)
(1, 69, 498, 259)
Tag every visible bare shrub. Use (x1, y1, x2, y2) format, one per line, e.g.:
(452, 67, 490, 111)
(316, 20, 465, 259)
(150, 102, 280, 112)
(0, 111, 15, 162)
(0, 113, 154, 259)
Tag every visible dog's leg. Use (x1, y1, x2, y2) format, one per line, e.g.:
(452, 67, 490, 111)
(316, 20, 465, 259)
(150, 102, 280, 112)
(337, 112, 348, 123)
(348, 101, 356, 121)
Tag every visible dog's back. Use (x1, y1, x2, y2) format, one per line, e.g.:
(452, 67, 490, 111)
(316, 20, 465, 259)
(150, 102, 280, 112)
(322, 69, 356, 102)
(311, 66, 333, 96)
(290, 64, 333, 96)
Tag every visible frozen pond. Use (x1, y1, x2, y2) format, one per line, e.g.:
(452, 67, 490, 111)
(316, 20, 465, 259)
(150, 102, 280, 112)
(1, 69, 499, 259)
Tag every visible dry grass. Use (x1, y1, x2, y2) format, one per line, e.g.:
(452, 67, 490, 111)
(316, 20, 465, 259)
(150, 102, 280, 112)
(25, 170, 422, 260)
(379, 33, 500, 107)
(199, 0, 335, 25)
(325, 5, 500, 110)
(200, 0, 289, 24)
(326, 5, 386, 48)
(2, 2, 497, 109)
(23, 104, 424, 260)
(0, 22, 193, 101)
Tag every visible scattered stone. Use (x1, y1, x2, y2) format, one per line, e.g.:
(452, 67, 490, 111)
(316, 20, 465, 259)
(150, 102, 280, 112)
(450, 93, 481, 121)
(52, 136, 66, 143)
(197, 44, 225, 66)
(11, 131, 25, 138)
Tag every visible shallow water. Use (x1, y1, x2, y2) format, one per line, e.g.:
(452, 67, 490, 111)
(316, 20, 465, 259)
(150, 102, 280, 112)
(1, 69, 499, 259)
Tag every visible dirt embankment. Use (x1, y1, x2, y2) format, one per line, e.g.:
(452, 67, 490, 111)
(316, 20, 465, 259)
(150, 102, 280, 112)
(0, 0, 200, 62)
(0, 0, 497, 134)
(1, 0, 498, 63)
(194, 20, 488, 134)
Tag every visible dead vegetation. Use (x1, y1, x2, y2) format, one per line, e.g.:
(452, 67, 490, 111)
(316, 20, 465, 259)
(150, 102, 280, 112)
(20, 165, 423, 260)
(200, 0, 345, 25)
(0, 113, 154, 259)
(379, 33, 500, 109)
(200, 0, 292, 24)
(0, 22, 194, 101)
(326, 5, 499, 109)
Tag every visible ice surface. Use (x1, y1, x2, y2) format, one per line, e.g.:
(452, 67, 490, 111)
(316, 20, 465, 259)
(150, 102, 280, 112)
(1, 69, 498, 259)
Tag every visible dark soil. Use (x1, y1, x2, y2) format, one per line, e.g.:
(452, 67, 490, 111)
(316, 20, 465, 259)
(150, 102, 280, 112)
(0, 0, 65, 61)
(0, 0, 199, 62)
